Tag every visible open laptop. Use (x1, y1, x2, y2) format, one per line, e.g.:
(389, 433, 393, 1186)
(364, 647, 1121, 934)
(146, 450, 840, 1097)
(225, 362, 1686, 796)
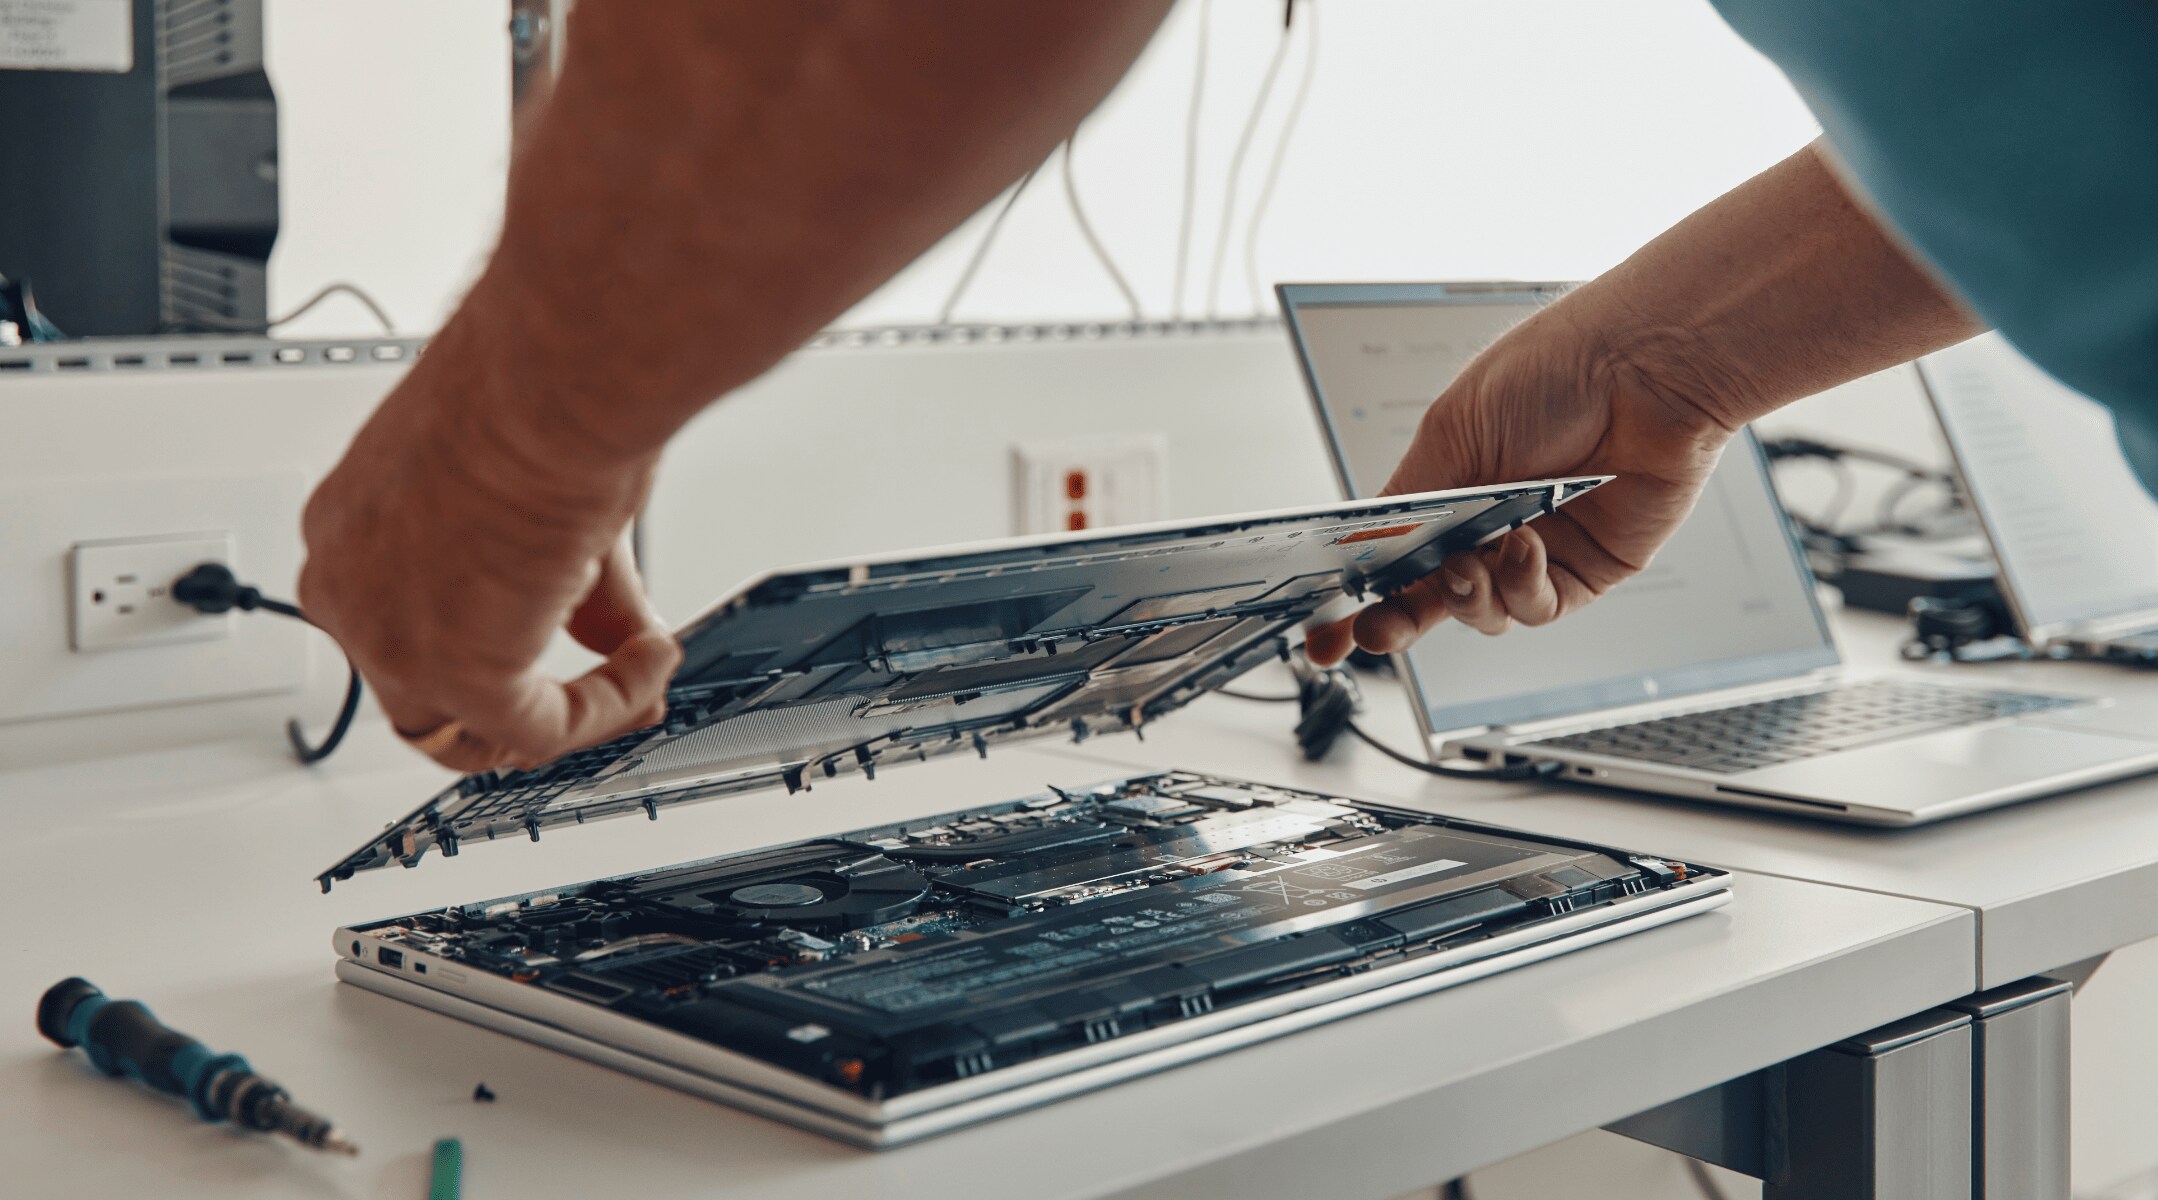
(1279, 282, 2158, 825)
(1920, 332, 2158, 664)
(324, 487, 1731, 1146)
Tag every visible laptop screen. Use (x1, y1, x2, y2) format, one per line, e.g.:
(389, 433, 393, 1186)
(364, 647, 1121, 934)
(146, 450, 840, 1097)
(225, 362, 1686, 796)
(1278, 282, 1837, 734)
(1921, 333, 2158, 635)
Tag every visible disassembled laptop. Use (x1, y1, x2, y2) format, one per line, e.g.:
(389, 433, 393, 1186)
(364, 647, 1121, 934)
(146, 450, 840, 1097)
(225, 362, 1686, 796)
(324, 483, 1731, 1146)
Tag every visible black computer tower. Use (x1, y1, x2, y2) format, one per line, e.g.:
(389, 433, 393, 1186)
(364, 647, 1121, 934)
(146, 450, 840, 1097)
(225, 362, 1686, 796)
(0, 0, 279, 337)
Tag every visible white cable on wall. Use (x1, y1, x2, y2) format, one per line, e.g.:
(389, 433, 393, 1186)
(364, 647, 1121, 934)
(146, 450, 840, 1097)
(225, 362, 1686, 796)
(1204, 4, 1296, 319)
(1244, 0, 1318, 315)
(1172, 0, 1213, 319)
(937, 161, 1044, 325)
(1063, 134, 1145, 321)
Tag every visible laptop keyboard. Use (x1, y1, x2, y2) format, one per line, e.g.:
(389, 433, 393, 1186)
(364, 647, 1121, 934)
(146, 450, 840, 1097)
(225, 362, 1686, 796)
(1526, 680, 2084, 775)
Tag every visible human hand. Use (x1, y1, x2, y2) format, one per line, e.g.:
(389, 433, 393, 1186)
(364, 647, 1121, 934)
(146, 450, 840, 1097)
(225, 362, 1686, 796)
(298, 339, 682, 773)
(1306, 300, 1742, 665)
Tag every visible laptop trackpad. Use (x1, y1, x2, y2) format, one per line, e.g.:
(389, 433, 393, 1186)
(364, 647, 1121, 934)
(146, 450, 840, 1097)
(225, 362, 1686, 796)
(1733, 722, 2158, 812)
(2025, 700, 2158, 741)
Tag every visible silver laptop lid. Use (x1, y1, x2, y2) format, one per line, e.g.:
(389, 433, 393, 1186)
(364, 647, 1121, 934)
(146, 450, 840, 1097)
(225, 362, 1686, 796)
(1277, 281, 1838, 737)
(318, 482, 1606, 888)
(1919, 332, 2158, 644)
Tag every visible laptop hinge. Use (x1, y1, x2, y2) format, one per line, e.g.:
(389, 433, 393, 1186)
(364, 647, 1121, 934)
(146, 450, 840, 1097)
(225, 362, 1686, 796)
(2068, 609, 2158, 641)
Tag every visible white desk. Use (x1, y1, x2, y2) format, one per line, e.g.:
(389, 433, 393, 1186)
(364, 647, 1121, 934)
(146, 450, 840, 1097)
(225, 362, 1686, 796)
(0, 720, 1971, 1198)
(1044, 606, 2158, 991)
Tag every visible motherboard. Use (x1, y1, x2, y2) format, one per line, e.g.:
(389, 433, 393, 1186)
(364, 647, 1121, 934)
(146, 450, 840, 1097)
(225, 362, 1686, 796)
(352, 772, 1705, 1100)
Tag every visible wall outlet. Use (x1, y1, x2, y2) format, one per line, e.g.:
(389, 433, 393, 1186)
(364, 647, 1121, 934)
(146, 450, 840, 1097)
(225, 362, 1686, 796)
(1013, 434, 1168, 536)
(1, 473, 309, 726)
(70, 533, 235, 652)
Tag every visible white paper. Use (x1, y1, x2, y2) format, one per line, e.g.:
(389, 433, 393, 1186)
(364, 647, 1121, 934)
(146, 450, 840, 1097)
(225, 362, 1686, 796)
(0, 0, 133, 73)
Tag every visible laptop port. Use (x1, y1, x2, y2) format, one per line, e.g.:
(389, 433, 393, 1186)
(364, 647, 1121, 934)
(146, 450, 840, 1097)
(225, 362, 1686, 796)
(1460, 747, 1490, 762)
(377, 946, 405, 969)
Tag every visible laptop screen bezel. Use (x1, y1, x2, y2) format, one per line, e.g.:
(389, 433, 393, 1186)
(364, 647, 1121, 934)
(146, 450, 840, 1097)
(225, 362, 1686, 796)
(1277, 280, 1842, 736)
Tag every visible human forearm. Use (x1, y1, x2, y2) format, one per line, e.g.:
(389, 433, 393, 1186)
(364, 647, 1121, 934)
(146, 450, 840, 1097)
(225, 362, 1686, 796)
(302, 2, 1169, 769)
(1560, 140, 1982, 433)
(436, 0, 1171, 479)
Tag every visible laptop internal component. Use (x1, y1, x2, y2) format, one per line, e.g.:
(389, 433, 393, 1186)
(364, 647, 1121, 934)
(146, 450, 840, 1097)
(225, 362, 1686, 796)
(346, 772, 1717, 1102)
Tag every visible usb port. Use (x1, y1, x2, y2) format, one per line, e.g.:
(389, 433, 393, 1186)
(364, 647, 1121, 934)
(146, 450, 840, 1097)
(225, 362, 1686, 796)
(377, 946, 405, 970)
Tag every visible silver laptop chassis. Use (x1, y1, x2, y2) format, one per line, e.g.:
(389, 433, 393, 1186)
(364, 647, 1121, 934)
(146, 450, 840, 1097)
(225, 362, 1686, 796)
(338, 877, 1728, 1147)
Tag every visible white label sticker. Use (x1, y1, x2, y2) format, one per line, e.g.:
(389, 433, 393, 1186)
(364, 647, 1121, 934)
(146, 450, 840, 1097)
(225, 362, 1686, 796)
(0, 0, 133, 73)
(1346, 858, 1468, 890)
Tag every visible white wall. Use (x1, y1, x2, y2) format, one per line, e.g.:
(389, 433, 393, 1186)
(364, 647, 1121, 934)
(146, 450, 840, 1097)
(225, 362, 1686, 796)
(855, 0, 1821, 326)
(259, 1, 509, 339)
(0, 360, 404, 768)
(251, 0, 1819, 335)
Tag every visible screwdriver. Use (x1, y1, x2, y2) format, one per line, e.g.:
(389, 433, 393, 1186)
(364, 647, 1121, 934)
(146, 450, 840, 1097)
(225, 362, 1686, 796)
(37, 977, 358, 1155)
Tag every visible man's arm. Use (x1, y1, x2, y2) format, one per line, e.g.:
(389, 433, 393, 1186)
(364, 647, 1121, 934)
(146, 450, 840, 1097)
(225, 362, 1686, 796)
(301, 2, 1172, 770)
(1312, 142, 1982, 660)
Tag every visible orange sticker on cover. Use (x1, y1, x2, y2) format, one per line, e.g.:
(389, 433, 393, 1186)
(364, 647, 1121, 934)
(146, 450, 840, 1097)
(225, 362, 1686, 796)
(1331, 522, 1428, 546)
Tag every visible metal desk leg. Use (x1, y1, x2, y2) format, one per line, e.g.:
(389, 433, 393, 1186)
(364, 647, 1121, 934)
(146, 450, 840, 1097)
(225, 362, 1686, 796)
(1947, 978, 2072, 1200)
(1612, 1008, 1976, 1198)
(1769, 1008, 1973, 1199)
(1605, 1068, 1780, 1181)
(1613, 981, 2068, 1199)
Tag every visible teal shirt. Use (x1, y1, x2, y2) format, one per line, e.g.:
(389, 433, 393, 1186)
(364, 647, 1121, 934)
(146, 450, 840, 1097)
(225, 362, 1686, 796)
(1710, 0, 2158, 488)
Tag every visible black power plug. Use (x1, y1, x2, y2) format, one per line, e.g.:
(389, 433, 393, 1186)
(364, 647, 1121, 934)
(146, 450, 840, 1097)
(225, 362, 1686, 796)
(1222, 653, 1562, 783)
(170, 562, 362, 764)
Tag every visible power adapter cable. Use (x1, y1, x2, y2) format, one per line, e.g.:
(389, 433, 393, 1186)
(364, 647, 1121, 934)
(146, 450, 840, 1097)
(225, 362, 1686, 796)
(171, 563, 362, 765)
(1222, 663, 1564, 783)
(1685, 1158, 1734, 1200)
(1900, 592, 2029, 664)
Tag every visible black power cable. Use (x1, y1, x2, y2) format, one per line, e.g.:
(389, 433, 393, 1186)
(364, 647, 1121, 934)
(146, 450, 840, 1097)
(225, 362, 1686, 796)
(1221, 664, 1563, 783)
(1685, 1158, 1734, 1200)
(171, 563, 362, 765)
(1759, 434, 1969, 585)
(0, 272, 66, 342)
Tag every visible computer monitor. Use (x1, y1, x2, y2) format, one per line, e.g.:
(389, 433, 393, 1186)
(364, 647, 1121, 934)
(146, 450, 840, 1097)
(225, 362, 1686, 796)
(1920, 332, 2158, 640)
(1277, 281, 1835, 736)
